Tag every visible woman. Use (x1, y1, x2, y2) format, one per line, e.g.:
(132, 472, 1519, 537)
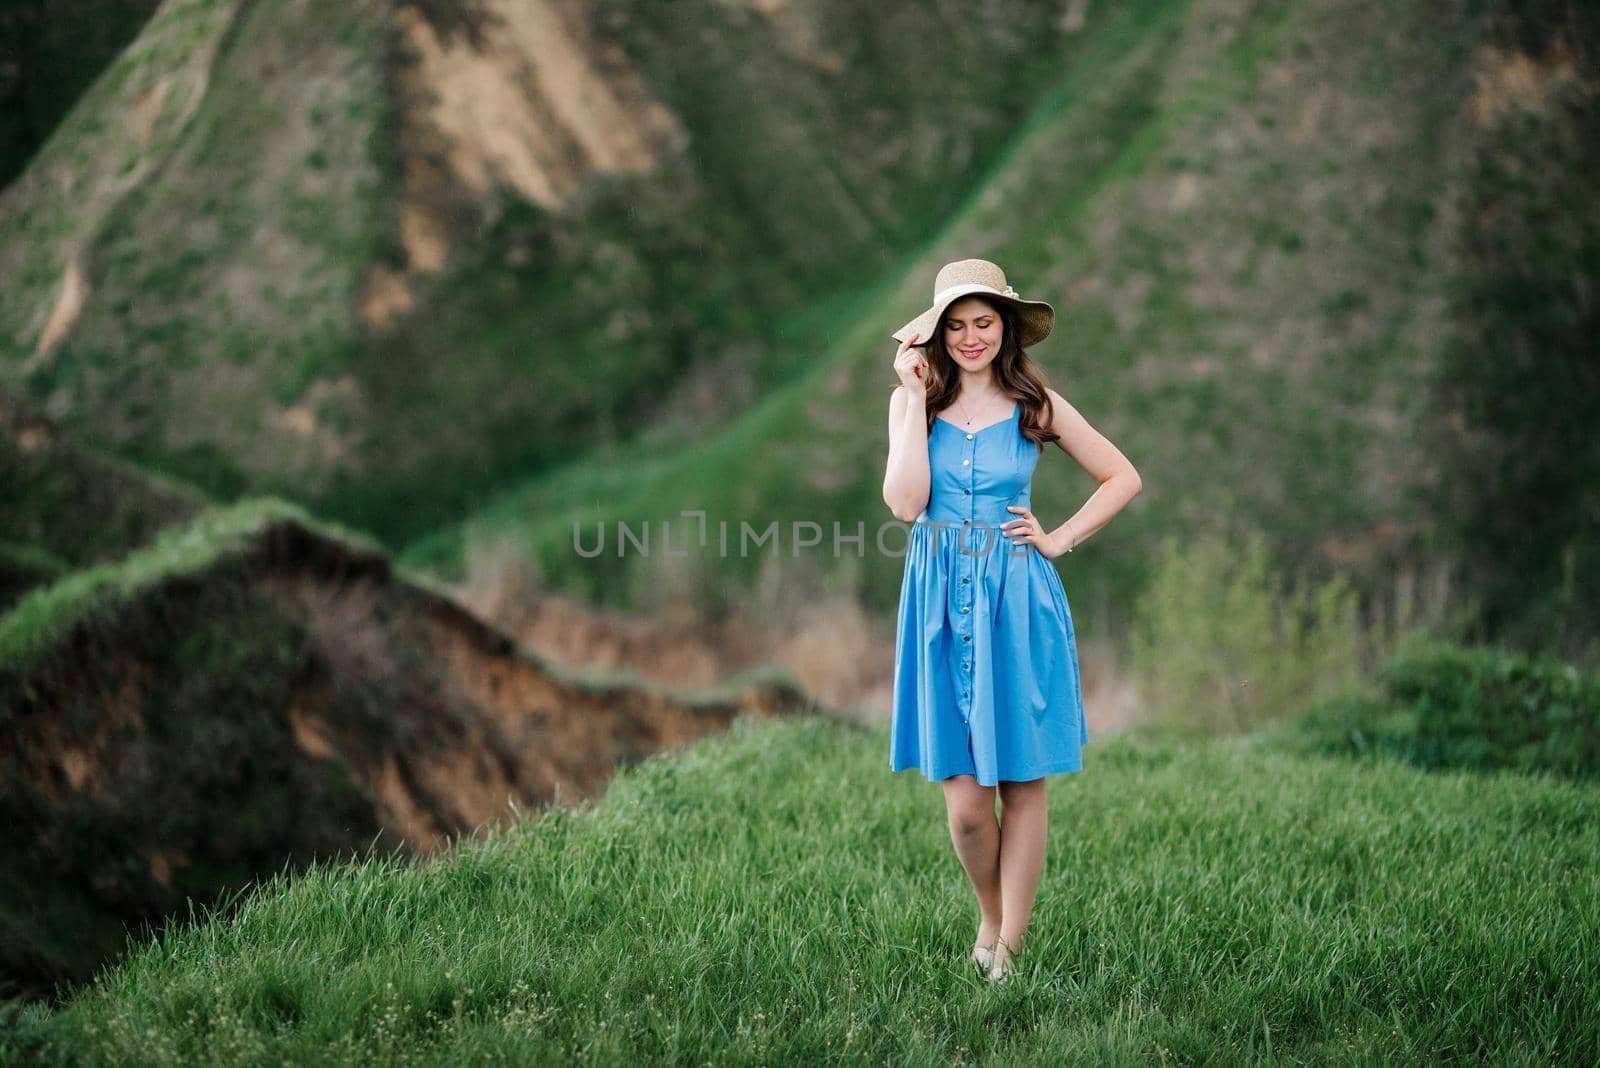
(881, 258, 1142, 983)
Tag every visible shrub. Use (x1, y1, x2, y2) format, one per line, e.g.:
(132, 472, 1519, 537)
(1128, 529, 1362, 737)
(1288, 638, 1600, 781)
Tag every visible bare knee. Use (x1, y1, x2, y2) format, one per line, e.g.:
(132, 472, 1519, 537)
(942, 776, 997, 836)
(949, 807, 997, 838)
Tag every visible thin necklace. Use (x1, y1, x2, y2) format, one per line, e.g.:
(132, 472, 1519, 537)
(954, 390, 1003, 427)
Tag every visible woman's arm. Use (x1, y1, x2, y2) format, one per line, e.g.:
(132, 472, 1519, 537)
(882, 385, 931, 522)
(1040, 386, 1142, 552)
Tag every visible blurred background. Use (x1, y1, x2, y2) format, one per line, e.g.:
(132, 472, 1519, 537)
(1, 0, 1595, 1012)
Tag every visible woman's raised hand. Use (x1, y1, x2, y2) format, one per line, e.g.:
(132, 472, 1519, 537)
(894, 333, 929, 396)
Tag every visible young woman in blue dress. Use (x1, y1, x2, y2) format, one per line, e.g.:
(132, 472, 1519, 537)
(882, 259, 1143, 982)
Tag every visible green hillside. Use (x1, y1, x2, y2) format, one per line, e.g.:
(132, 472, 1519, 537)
(0, 492, 817, 1004)
(4, 0, 1592, 648)
(0, 388, 210, 612)
(0, 0, 1107, 545)
(7, 713, 1596, 1063)
(401, 0, 1488, 623)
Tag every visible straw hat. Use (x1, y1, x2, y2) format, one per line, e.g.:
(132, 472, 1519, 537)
(891, 258, 1055, 349)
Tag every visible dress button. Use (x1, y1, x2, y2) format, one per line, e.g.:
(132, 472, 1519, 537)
(963, 488, 971, 495)
(961, 606, 969, 613)
(961, 577, 969, 583)
(962, 459, 969, 466)
(966, 433, 974, 440)
(962, 635, 971, 642)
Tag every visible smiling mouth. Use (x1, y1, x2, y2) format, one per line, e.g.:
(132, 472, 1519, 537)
(960, 348, 984, 357)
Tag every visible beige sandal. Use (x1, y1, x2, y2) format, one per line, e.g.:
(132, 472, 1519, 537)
(987, 937, 1022, 983)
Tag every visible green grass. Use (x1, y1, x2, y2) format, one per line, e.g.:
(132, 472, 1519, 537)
(8, 715, 1596, 1064)
(0, 496, 385, 666)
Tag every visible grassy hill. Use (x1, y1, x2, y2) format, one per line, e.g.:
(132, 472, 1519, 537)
(0, 496, 812, 1005)
(400, 0, 1494, 625)
(0, 388, 209, 612)
(0, 0, 1103, 544)
(5, 713, 1596, 1063)
(4, 0, 1592, 648)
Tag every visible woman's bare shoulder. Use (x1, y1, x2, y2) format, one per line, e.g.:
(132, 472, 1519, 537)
(1042, 385, 1073, 409)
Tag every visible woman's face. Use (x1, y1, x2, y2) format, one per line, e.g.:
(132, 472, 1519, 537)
(941, 296, 1004, 369)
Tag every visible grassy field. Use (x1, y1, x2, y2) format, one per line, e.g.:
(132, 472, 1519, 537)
(7, 714, 1596, 1065)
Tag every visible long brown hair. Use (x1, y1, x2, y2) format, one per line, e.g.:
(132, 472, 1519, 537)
(897, 296, 1061, 449)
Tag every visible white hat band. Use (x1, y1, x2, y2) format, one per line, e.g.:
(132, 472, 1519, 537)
(931, 282, 1020, 305)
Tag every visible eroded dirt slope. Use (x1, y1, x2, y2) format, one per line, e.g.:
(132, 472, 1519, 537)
(0, 516, 813, 1006)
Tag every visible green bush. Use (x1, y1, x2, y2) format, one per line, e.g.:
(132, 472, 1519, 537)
(1288, 639, 1600, 781)
(1128, 529, 1363, 737)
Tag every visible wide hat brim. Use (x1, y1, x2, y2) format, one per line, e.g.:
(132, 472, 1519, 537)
(891, 282, 1055, 349)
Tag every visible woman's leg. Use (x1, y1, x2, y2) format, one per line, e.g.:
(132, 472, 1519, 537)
(940, 774, 1003, 950)
(993, 777, 1047, 966)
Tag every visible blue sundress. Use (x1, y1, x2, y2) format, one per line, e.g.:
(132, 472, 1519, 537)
(889, 400, 1089, 786)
